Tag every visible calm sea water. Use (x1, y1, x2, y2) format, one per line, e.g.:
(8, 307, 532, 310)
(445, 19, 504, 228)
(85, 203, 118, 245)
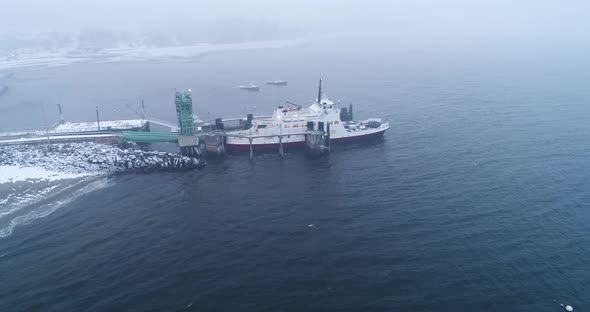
(1, 35, 590, 311)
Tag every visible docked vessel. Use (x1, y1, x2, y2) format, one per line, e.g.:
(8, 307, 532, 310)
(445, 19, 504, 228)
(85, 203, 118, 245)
(225, 80, 389, 151)
(238, 83, 260, 91)
(266, 80, 287, 86)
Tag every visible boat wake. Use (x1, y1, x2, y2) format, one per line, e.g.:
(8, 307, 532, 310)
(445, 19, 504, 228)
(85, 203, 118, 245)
(0, 176, 112, 239)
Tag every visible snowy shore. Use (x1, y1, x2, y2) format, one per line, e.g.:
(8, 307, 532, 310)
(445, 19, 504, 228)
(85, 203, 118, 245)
(0, 142, 204, 184)
(0, 37, 313, 72)
(0, 166, 91, 184)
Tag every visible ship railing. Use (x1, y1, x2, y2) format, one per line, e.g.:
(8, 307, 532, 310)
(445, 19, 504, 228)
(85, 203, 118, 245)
(219, 131, 310, 139)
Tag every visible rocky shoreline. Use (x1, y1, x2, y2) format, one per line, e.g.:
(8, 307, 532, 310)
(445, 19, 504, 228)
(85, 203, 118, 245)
(0, 142, 204, 176)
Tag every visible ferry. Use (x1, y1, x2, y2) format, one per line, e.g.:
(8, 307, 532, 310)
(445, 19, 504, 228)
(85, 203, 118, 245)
(225, 80, 389, 151)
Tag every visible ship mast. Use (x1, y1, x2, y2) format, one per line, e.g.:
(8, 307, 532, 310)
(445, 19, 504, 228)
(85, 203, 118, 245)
(317, 79, 322, 104)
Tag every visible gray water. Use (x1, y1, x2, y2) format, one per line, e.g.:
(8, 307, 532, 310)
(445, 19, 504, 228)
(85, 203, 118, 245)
(0, 35, 589, 311)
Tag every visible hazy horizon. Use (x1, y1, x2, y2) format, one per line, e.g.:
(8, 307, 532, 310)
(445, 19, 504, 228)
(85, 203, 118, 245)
(3, 0, 589, 40)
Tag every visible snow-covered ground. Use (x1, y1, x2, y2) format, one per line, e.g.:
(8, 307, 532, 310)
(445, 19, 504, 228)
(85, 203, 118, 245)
(0, 165, 91, 184)
(0, 120, 146, 139)
(53, 119, 145, 132)
(0, 37, 313, 72)
(0, 133, 117, 145)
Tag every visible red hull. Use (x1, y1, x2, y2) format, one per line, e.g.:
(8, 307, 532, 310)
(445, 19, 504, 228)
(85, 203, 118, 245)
(225, 129, 386, 151)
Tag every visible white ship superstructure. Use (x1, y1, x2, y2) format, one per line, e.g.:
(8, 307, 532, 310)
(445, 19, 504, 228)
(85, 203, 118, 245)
(225, 81, 389, 151)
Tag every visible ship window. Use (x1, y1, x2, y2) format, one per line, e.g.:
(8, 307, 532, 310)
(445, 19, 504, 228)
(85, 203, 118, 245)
(257, 125, 267, 129)
(335, 121, 339, 124)
(284, 125, 290, 128)
(293, 124, 299, 127)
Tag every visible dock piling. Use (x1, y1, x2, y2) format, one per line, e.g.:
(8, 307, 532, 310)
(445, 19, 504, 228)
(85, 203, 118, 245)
(326, 123, 331, 153)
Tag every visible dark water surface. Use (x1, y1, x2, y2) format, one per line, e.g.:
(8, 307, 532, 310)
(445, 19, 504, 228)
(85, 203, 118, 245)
(1, 36, 590, 311)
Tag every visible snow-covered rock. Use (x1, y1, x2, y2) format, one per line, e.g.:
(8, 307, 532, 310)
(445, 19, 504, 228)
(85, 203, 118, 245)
(0, 142, 204, 177)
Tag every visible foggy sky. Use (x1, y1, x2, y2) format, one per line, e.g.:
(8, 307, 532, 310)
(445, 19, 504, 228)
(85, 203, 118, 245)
(2, 0, 589, 40)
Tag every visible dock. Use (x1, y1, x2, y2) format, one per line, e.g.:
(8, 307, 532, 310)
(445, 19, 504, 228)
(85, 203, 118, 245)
(0, 119, 176, 145)
(0, 90, 332, 160)
(201, 121, 331, 159)
(0, 93, 197, 157)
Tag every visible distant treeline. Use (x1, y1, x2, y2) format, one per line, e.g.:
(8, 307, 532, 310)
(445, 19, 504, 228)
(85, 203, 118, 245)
(0, 17, 301, 53)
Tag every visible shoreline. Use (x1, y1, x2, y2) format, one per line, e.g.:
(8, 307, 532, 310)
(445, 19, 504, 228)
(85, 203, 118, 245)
(0, 37, 316, 73)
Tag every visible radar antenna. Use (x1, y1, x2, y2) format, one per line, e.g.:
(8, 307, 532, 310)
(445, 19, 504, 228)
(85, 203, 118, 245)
(317, 79, 322, 104)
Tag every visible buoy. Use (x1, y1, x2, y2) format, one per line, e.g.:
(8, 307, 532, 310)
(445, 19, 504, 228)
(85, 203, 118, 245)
(308, 224, 315, 228)
(566, 305, 573, 312)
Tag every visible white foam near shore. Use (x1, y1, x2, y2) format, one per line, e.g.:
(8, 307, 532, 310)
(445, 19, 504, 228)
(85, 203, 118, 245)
(0, 178, 112, 239)
(0, 185, 58, 217)
(0, 165, 91, 184)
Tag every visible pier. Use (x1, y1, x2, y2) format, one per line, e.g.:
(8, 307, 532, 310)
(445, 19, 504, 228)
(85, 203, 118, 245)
(0, 89, 334, 160)
(202, 121, 331, 160)
(0, 91, 199, 157)
(0, 119, 177, 146)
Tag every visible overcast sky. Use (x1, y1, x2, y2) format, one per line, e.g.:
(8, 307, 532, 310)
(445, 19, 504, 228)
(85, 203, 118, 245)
(2, 0, 589, 40)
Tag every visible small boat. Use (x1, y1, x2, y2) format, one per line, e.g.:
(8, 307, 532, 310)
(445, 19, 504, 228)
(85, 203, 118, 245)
(238, 83, 260, 91)
(266, 80, 287, 86)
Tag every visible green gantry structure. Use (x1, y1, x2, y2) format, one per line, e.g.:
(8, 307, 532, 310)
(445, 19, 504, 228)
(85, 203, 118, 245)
(121, 131, 178, 143)
(175, 90, 200, 156)
(175, 90, 195, 136)
(118, 90, 200, 157)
